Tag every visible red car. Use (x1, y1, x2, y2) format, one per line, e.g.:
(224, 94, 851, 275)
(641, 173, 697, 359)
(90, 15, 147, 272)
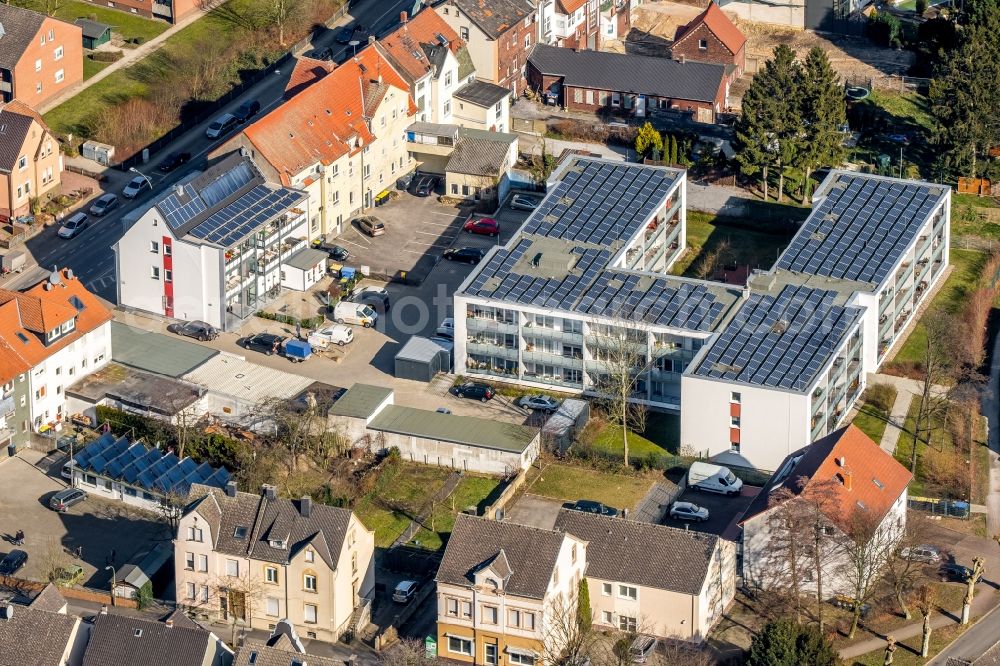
(463, 217, 499, 237)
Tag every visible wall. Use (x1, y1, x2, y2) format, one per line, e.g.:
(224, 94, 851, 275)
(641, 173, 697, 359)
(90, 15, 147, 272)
(671, 23, 745, 77)
(438, 4, 498, 90)
(80, 0, 199, 22)
(10, 17, 83, 108)
(28, 320, 111, 431)
(432, 50, 461, 123)
(71, 467, 164, 512)
(717, 0, 805, 29)
(363, 427, 538, 475)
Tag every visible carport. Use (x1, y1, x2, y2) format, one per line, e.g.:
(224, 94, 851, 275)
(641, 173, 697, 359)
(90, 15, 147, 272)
(394, 336, 452, 382)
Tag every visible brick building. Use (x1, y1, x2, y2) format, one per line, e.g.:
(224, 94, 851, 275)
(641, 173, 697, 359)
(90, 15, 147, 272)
(526, 43, 728, 123)
(672, 2, 746, 79)
(0, 5, 82, 108)
(79, 0, 199, 23)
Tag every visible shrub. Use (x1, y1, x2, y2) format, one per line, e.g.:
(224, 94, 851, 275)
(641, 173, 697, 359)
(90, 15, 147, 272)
(748, 620, 837, 666)
(864, 383, 898, 413)
(136, 581, 153, 610)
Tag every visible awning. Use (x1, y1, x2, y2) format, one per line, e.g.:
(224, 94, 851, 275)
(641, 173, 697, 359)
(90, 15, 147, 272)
(506, 646, 538, 658)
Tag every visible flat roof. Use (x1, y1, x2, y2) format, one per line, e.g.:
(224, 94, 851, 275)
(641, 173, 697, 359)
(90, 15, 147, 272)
(285, 246, 327, 271)
(775, 171, 948, 285)
(111, 322, 218, 378)
(182, 354, 314, 404)
(396, 335, 449, 363)
(328, 383, 393, 418)
(453, 79, 510, 107)
(691, 284, 863, 391)
(66, 362, 203, 415)
(368, 404, 536, 453)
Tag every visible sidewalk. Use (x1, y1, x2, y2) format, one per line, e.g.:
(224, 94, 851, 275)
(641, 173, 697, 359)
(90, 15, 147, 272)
(867, 373, 949, 455)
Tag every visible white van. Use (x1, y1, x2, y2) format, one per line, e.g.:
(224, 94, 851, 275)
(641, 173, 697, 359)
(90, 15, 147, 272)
(687, 461, 743, 496)
(333, 301, 377, 327)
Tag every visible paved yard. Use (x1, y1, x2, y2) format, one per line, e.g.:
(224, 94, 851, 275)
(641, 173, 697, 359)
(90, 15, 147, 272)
(0, 453, 171, 590)
(504, 493, 566, 530)
(664, 485, 760, 541)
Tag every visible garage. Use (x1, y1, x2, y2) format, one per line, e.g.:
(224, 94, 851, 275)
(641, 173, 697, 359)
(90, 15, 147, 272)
(394, 336, 452, 382)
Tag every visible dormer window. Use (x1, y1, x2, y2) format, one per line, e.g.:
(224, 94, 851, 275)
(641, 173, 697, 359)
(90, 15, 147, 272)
(269, 539, 286, 549)
(46, 328, 59, 342)
(61, 319, 75, 334)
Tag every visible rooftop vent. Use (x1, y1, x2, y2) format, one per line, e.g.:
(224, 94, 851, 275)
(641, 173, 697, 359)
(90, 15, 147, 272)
(713, 362, 743, 374)
(0, 604, 13, 620)
(810, 231, 826, 241)
(770, 319, 788, 334)
(836, 456, 846, 467)
(133, 629, 143, 637)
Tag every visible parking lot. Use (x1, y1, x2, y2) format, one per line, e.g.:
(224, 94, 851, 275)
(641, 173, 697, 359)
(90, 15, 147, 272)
(663, 485, 760, 540)
(0, 453, 170, 590)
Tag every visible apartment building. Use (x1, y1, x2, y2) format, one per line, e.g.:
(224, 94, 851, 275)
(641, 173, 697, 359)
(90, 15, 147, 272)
(0, 100, 61, 218)
(114, 154, 316, 332)
(79, 0, 199, 23)
(218, 46, 415, 239)
(175, 483, 375, 643)
(0, 268, 112, 447)
(0, 5, 82, 107)
(542, 0, 601, 49)
(435, 514, 587, 665)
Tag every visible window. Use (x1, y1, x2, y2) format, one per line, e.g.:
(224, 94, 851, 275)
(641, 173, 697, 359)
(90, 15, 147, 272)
(150, 241, 159, 253)
(618, 584, 638, 600)
(187, 526, 203, 542)
(186, 582, 196, 599)
(619, 616, 637, 632)
(443, 100, 451, 116)
(332, 191, 339, 204)
(524, 33, 531, 48)
(602, 582, 612, 596)
(266, 597, 279, 616)
(461, 600, 472, 619)
(200, 585, 209, 602)
(460, 26, 469, 40)
(731, 441, 740, 453)
(164, 270, 172, 283)
(523, 612, 535, 630)
(602, 611, 613, 623)
(35, 59, 42, 72)
(451, 183, 458, 194)
(150, 266, 160, 280)
(54, 69, 64, 83)
(304, 574, 317, 591)
(363, 164, 371, 179)
(36, 82, 42, 94)
(163, 244, 171, 256)
(482, 605, 498, 624)
(445, 72, 452, 87)
(507, 609, 521, 627)
(304, 603, 318, 624)
(731, 416, 741, 427)
(509, 653, 535, 666)
(571, 544, 577, 563)
(48, 29, 54, 40)
(185, 552, 195, 570)
(699, 38, 708, 50)
(351, 552, 357, 574)
(226, 559, 239, 577)
(198, 554, 208, 572)
(446, 598, 458, 616)
(55, 46, 63, 60)
(730, 391, 741, 403)
(574, 89, 582, 103)
(448, 637, 473, 656)
(305, 549, 314, 563)
(611, 92, 620, 106)
(585, 90, 594, 105)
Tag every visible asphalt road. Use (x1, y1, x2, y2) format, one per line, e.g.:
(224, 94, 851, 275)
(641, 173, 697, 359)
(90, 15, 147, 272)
(928, 604, 1000, 664)
(10, 0, 416, 302)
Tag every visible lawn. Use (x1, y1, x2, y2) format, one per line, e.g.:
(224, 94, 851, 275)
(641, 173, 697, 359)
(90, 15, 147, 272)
(846, 623, 970, 666)
(849, 91, 935, 177)
(951, 192, 1000, 241)
(524, 462, 655, 510)
(592, 421, 671, 460)
(411, 475, 505, 550)
(670, 210, 795, 277)
(354, 463, 453, 548)
(12, 0, 169, 43)
(83, 57, 111, 80)
(851, 404, 891, 443)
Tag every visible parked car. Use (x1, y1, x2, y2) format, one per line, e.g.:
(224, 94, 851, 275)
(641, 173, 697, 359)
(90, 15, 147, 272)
(414, 176, 438, 196)
(241, 332, 287, 356)
(61, 461, 74, 480)
(509, 193, 541, 211)
(940, 562, 974, 582)
(205, 113, 238, 139)
(57, 212, 89, 239)
(443, 247, 486, 264)
(436, 408, 452, 414)
(351, 286, 390, 310)
(304, 47, 334, 60)
(570, 499, 619, 517)
(354, 215, 386, 237)
(158, 151, 191, 173)
(687, 461, 743, 496)
(450, 382, 494, 401)
(50, 487, 88, 512)
(333, 302, 378, 327)
(54, 564, 85, 587)
(396, 171, 416, 191)
(463, 217, 499, 237)
(233, 98, 261, 122)
(308, 324, 354, 347)
(669, 501, 709, 522)
(516, 394, 560, 413)
(122, 175, 151, 199)
(392, 580, 419, 603)
(0, 549, 28, 576)
(627, 636, 657, 664)
(167, 320, 219, 342)
(89, 193, 119, 217)
(436, 317, 454, 339)
(324, 244, 350, 261)
(336, 24, 363, 43)
(901, 544, 942, 563)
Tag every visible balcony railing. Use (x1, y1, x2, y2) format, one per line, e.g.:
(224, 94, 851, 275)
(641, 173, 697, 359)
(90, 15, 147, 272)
(468, 342, 519, 360)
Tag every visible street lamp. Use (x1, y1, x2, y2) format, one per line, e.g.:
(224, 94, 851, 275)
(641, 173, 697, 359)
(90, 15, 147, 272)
(128, 166, 153, 189)
(105, 565, 117, 607)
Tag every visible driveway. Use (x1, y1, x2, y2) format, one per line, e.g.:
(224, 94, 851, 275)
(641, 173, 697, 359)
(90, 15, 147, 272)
(504, 494, 565, 530)
(0, 454, 171, 589)
(664, 486, 759, 540)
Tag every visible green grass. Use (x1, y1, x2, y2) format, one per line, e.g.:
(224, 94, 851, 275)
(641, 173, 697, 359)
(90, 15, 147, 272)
(852, 404, 891, 443)
(847, 619, 969, 665)
(866, 91, 935, 132)
(525, 463, 655, 510)
(850, 91, 935, 177)
(592, 422, 669, 459)
(412, 475, 504, 550)
(12, 0, 169, 43)
(354, 464, 453, 548)
(951, 193, 1000, 240)
(83, 57, 111, 80)
(671, 210, 795, 277)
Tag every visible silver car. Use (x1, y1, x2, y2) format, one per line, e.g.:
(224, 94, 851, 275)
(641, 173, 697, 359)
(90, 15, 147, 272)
(57, 212, 89, 239)
(89, 193, 119, 216)
(510, 193, 541, 211)
(669, 501, 709, 522)
(516, 394, 561, 413)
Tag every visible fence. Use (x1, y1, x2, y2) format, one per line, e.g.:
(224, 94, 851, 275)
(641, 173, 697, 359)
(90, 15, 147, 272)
(0, 574, 139, 608)
(872, 75, 932, 94)
(907, 495, 971, 519)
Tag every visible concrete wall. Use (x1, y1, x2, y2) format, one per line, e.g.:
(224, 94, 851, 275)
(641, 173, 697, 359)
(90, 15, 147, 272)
(717, 0, 806, 29)
(360, 426, 539, 475)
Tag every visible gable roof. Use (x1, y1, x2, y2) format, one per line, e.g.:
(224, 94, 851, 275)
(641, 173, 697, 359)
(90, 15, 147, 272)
(556, 0, 588, 14)
(0, 604, 78, 665)
(528, 44, 727, 104)
(554, 509, 718, 595)
(674, 2, 746, 55)
(444, 0, 534, 39)
(234, 640, 339, 666)
(284, 56, 335, 99)
(0, 100, 48, 171)
(446, 129, 517, 176)
(0, 5, 46, 70)
(82, 613, 225, 666)
(740, 425, 912, 532)
(30, 583, 67, 613)
(436, 514, 566, 599)
(378, 8, 465, 83)
(74, 18, 110, 40)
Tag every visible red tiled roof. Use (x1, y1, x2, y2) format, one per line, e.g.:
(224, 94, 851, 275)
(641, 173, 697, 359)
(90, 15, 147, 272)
(674, 2, 746, 55)
(284, 57, 336, 100)
(378, 8, 462, 82)
(243, 46, 416, 185)
(556, 0, 588, 14)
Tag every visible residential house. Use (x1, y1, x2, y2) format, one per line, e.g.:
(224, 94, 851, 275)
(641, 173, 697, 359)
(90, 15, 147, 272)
(540, 0, 601, 50)
(739, 425, 912, 596)
(0, 5, 82, 107)
(174, 483, 376, 643)
(672, 2, 746, 80)
(233, 622, 338, 666)
(82, 610, 233, 666)
(80, 0, 199, 23)
(0, 100, 61, 217)
(282, 56, 335, 100)
(436, 0, 537, 96)
(527, 43, 729, 123)
(435, 514, 588, 665)
(452, 80, 511, 132)
(406, 123, 518, 203)
(0, 268, 112, 448)
(114, 154, 316, 332)
(217, 46, 416, 239)
(554, 508, 736, 641)
(0, 602, 88, 666)
(111, 542, 174, 601)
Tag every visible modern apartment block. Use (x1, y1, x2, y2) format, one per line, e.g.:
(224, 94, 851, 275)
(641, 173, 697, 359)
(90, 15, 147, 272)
(453, 157, 951, 469)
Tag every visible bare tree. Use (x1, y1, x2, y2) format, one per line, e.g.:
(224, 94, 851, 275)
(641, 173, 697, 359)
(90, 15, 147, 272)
(795, 477, 841, 632)
(157, 490, 190, 532)
(882, 517, 931, 620)
(908, 311, 958, 474)
(837, 507, 900, 638)
(760, 487, 807, 623)
(540, 593, 600, 666)
(259, 392, 335, 472)
(528, 140, 556, 185)
(185, 571, 266, 644)
(38, 539, 73, 584)
(378, 638, 438, 666)
(961, 556, 985, 625)
(916, 585, 935, 657)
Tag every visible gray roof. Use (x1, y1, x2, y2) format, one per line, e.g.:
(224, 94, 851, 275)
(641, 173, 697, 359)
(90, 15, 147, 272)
(775, 171, 948, 285)
(329, 383, 392, 418)
(447, 132, 516, 177)
(234, 640, 338, 666)
(0, 103, 37, 171)
(454, 79, 511, 107)
(66, 362, 204, 416)
(396, 335, 449, 362)
(29, 584, 67, 613)
(0, 5, 46, 70)
(436, 514, 566, 599)
(691, 284, 863, 392)
(187, 484, 355, 568)
(116, 542, 172, 589)
(554, 509, 718, 595)
(368, 404, 537, 453)
(0, 604, 78, 665)
(528, 44, 727, 104)
(447, 0, 534, 38)
(111, 321, 218, 377)
(82, 613, 220, 666)
(284, 246, 327, 271)
(74, 18, 110, 39)
(408, 121, 460, 138)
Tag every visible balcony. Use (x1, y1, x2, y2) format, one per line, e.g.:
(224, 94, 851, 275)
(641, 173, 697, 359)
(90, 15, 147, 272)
(468, 342, 519, 361)
(523, 328, 583, 344)
(467, 315, 519, 335)
(523, 372, 583, 389)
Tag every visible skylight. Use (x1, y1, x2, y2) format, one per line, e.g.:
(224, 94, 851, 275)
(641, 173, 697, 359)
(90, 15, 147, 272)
(15, 332, 28, 343)
(872, 478, 884, 490)
(234, 526, 248, 539)
(68, 295, 86, 312)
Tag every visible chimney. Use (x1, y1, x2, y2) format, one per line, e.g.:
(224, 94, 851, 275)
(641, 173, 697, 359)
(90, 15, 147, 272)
(300, 496, 313, 518)
(843, 471, 852, 490)
(0, 604, 13, 620)
(400, 10, 407, 23)
(165, 618, 174, 628)
(262, 484, 277, 500)
(836, 456, 846, 467)
(225, 480, 237, 497)
(368, 34, 375, 45)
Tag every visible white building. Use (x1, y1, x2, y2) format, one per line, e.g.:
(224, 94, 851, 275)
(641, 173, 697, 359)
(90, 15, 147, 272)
(740, 425, 912, 596)
(0, 268, 112, 446)
(114, 154, 313, 332)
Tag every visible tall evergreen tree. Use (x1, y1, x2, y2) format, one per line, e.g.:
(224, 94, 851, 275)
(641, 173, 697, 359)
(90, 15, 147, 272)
(797, 47, 847, 200)
(747, 620, 838, 666)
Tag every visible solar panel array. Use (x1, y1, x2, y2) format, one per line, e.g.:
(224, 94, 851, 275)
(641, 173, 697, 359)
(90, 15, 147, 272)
(693, 284, 863, 391)
(73, 433, 231, 496)
(199, 160, 255, 208)
(523, 161, 679, 244)
(776, 174, 944, 284)
(187, 185, 306, 246)
(577, 273, 726, 331)
(158, 188, 208, 232)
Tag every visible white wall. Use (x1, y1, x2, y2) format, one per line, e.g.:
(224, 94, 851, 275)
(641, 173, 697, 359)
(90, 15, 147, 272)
(437, 3, 498, 86)
(28, 321, 111, 430)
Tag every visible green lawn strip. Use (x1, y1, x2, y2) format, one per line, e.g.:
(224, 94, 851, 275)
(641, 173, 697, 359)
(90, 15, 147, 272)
(83, 57, 111, 80)
(894, 393, 960, 499)
(411, 475, 504, 550)
(591, 422, 669, 460)
(851, 404, 890, 443)
(354, 463, 452, 548)
(526, 463, 654, 510)
(951, 193, 1000, 240)
(57, 0, 169, 42)
(672, 210, 794, 277)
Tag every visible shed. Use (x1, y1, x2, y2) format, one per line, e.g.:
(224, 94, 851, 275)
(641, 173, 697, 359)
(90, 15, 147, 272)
(280, 246, 327, 291)
(112, 542, 173, 600)
(395, 335, 452, 382)
(75, 18, 111, 49)
(81, 140, 115, 166)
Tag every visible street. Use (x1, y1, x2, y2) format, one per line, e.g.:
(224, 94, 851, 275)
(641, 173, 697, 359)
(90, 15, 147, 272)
(6, 0, 417, 302)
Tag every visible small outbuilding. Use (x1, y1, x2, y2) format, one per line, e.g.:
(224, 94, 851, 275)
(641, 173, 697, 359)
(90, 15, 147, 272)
(394, 335, 452, 382)
(75, 19, 111, 49)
